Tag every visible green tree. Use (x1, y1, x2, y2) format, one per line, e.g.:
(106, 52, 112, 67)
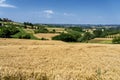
(18, 33, 31, 39)
(112, 37, 120, 44)
(0, 26, 19, 38)
(69, 27, 83, 32)
(34, 27, 49, 33)
(93, 29, 102, 37)
(0, 27, 11, 38)
(52, 33, 76, 42)
(78, 32, 94, 42)
(52, 29, 56, 33)
(23, 22, 34, 29)
(0, 18, 2, 21)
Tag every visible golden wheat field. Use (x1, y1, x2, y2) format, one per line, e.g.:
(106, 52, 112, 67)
(47, 28, 65, 33)
(34, 33, 59, 40)
(0, 38, 120, 80)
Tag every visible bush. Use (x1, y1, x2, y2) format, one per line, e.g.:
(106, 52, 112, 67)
(69, 27, 83, 32)
(0, 27, 11, 38)
(34, 27, 49, 33)
(93, 29, 107, 38)
(0, 26, 19, 38)
(52, 33, 76, 42)
(70, 31, 81, 40)
(77, 37, 84, 42)
(18, 33, 31, 39)
(67, 30, 82, 40)
(50, 29, 56, 33)
(52, 30, 82, 42)
(41, 37, 48, 40)
(8, 26, 19, 35)
(78, 32, 95, 42)
(112, 37, 120, 44)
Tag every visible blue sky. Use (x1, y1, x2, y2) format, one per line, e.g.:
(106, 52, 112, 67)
(0, 0, 120, 24)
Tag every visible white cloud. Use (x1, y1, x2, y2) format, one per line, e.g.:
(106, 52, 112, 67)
(44, 10, 54, 14)
(0, 0, 5, 3)
(43, 10, 54, 18)
(0, 0, 16, 8)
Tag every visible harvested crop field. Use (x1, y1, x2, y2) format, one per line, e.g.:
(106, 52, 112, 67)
(34, 33, 59, 40)
(0, 38, 120, 80)
(47, 28, 65, 33)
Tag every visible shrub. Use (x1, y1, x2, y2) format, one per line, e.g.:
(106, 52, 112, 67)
(34, 27, 49, 33)
(78, 32, 95, 42)
(52, 33, 76, 42)
(66, 30, 82, 39)
(77, 37, 84, 42)
(0, 27, 11, 38)
(22, 34, 31, 39)
(0, 26, 19, 38)
(8, 26, 19, 35)
(41, 37, 48, 40)
(112, 37, 120, 44)
(52, 30, 82, 42)
(50, 29, 56, 33)
(18, 33, 31, 39)
(69, 31, 81, 40)
(93, 29, 107, 38)
(69, 27, 83, 32)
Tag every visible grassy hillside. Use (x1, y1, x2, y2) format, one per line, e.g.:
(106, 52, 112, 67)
(12, 28, 39, 40)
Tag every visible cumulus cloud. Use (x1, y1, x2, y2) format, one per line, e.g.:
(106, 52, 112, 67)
(0, 0, 16, 8)
(43, 10, 54, 18)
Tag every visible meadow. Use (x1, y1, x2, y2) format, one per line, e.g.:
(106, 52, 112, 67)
(89, 38, 113, 44)
(0, 38, 120, 80)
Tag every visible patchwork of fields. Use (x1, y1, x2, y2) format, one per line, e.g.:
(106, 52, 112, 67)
(0, 38, 120, 80)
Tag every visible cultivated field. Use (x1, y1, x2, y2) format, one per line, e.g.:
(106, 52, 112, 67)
(47, 28, 66, 33)
(89, 38, 112, 44)
(0, 38, 120, 80)
(34, 33, 59, 40)
(106, 34, 120, 38)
